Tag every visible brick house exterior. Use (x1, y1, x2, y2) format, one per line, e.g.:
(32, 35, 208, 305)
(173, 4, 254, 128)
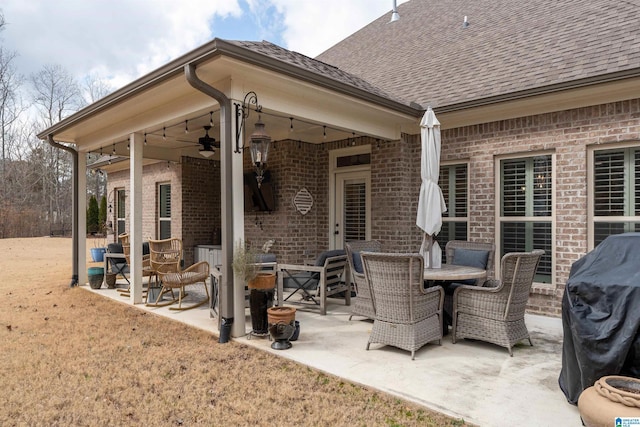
(105, 96, 639, 318)
(45, 1, 640, 324)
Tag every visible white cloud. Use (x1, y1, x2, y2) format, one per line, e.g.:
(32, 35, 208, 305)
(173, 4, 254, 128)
(0, 0, 409, 90)
(1, 0, 242, 88)
(269, 0, 410, 57)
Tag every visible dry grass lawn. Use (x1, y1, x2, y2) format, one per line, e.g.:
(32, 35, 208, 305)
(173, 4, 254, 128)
(0, 237, 468, 426)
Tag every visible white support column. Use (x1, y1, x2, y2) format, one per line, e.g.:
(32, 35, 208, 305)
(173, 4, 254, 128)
(231, 106, 246, 337)
(78, 153, 87, 284)
(129, 133, 144, 304)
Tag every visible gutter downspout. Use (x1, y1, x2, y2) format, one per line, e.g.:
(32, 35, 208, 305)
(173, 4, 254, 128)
(47, 135, 79, 287)
(184, 63, 234, 343)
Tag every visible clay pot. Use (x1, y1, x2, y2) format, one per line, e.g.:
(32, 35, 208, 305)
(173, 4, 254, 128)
(578, 375, 640, 427)
(248, 273, 276, 290)
(267, 306, 296, 325)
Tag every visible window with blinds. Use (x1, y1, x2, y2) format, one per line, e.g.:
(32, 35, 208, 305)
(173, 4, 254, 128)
(343, 181, 367, 242)
(439, 164, 468, 262)
(158, 183, 171, 239)
(116, 188, 126, 239)
(593, 147, 640, 246)
(499, 155, 552, 283)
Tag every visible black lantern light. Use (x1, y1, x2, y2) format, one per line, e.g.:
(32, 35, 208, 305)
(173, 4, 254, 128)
(235, 91, 271, 187)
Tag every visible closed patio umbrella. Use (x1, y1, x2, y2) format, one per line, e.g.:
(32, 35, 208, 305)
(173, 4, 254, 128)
(416, 107, 447, 268)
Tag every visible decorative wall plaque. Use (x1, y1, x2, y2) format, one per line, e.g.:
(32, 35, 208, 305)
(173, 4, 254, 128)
(293, 188, 313, 215)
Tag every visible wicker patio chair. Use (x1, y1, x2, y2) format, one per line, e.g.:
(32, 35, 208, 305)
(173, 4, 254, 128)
(441, 240, 495, 332)
(361, 252, 444, 360)
(345, 240, 382, 320)
(115, 233, 155, 299)
(147, 238, 210, 310)
(451, 249, 545, 356)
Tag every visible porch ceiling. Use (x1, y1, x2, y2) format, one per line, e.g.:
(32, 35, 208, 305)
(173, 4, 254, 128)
(40, 41, 421, 162)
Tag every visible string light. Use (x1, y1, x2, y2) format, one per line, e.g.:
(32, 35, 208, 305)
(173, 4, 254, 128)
(87, 108, 385, 157)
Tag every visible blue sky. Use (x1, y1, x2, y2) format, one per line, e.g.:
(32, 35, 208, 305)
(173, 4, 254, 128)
(0, 0, 409, 90)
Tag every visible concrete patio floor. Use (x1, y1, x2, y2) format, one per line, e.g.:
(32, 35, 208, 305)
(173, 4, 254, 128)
(87, 282, 581, 426)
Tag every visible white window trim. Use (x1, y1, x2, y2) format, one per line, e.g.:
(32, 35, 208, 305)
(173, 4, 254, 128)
(329, 145, 372, 248)
(440, 160, 470, 238)
(494, 150, 556, 286)
(158, 182, 171, 239)
(587, 140, 640, 250)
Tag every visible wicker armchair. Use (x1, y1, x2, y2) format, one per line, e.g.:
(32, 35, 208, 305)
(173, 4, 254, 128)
(116, 233, 155, 298)
(147, 238, 210, 310)
(361, 252, 444, 360)
(442, 240, 495, 332)
(451, 249, 544, 356)
(345, 240, 382, 320)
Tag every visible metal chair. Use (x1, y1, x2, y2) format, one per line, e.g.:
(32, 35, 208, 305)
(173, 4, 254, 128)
(361, 252, 444, 360)
(452, 249, 545, 356)
(345, 240, 382, 320)
(277, 250, 349, 315)
(147, 238, 210, 310)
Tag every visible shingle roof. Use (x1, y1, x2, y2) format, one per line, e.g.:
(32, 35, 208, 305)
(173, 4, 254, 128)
(226, 40, 412, 107)
(316, 0, 640, 109)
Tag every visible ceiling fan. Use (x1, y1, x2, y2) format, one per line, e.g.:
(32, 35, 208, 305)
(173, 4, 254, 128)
(198, 125, 219, 158)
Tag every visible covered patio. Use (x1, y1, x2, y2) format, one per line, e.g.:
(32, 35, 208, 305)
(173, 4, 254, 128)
(86, 283, 580, 426)
(37, 39, 421, 339)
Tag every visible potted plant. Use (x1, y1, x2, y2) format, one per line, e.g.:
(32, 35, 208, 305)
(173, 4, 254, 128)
(232, 239, 276, 336)
(231, 239, 276, 290)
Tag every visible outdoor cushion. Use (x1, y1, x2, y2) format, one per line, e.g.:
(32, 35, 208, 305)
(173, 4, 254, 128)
(452, 248, 489, 270)
(314, 249, 346, 266)
(283, 250, 346, 291)
(352, 252, 364, 274)
(451, 248, 489, 285)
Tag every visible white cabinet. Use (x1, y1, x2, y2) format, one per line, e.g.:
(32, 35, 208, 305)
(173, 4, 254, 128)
(194, 245, 222, 269)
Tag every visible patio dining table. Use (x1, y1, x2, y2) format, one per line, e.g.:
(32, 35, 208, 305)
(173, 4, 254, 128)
(423, 263, 487, 283)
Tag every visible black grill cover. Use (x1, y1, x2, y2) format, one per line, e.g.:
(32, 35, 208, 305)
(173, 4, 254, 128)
(559, 232, 640, 404)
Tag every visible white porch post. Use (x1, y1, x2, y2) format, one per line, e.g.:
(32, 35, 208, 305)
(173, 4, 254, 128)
(231, 104, 246, 337)
(129, 133, 144, 304)
(78, 153, 87, 284)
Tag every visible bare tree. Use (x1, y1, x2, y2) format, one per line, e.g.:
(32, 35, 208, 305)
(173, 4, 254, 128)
(31, 63, 82, 127)
(29, 64, 82, 235)
(0, 46, 25, 161)
(81, 73, 113, 106)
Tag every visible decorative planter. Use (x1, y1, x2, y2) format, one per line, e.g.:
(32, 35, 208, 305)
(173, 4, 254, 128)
(248, 273, 276, 290)
(105, 272, 117, 288)
(578, 375, 640, 427)
(249, 288, 274, 336)
(267, 306, 296, 325)
(90, 247, 106, 262)
(88, 267, 104, 289)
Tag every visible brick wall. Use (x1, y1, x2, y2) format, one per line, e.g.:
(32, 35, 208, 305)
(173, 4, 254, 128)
(180, 156, 220, 265)
(441, 98, 640, 316)
(106, 98, 640, 318)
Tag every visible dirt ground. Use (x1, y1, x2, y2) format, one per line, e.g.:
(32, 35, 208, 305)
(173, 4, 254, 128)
(0, 237, 468, 426)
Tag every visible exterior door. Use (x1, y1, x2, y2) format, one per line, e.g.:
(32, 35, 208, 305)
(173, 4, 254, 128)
(329, 147, 371, 249)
